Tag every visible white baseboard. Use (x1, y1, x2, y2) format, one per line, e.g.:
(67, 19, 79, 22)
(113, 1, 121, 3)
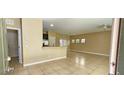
(24, 56, 66, 67)
(71, 50, 109, 56)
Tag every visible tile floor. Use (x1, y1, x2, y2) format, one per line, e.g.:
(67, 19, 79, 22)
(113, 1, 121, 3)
(7, 52, 109, 75)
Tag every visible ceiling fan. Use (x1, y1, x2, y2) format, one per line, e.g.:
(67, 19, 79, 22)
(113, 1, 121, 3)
(97, 24, 112, 30)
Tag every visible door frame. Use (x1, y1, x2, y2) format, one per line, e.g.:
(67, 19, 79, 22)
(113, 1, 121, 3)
(6, 27, 23, 64)
(109, 18, 120, 75)
(0, 19, 6, 74)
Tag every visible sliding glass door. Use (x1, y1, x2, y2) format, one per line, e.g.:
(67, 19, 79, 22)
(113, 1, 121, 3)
(117, 19, 124, 74)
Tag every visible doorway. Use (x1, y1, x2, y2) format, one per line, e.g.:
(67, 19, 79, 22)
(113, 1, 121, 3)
(6, 27, 22, 66)
(115, 18, 124, 75)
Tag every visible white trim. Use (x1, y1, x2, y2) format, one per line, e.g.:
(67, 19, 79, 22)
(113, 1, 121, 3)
(6, 27, 20, 30)
(6, 27, 23, 64)
(109, 18, 120, 75)
(71, 50, 109, 56)
(24, 56, 66, 67)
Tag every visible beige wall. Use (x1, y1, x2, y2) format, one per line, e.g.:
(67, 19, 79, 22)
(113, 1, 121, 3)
(70, 31, 111, 55)
(48, 31, 70, 47)
(5, 18, 21, 29)
(22, 18, 67, 65)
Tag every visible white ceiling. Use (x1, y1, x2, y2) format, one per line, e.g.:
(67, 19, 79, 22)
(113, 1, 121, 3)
(43, 18, 113, 35)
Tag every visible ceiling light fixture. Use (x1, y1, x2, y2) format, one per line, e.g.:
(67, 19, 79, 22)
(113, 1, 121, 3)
(103, 24, 107, 29)
(50, 24, 54, 27)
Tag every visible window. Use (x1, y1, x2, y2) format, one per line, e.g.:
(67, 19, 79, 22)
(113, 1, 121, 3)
(71, 39, 75, 43)
(81, 38, 85, 44)
(76, 39, 80, 44)
(60, 39, 67, 47)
